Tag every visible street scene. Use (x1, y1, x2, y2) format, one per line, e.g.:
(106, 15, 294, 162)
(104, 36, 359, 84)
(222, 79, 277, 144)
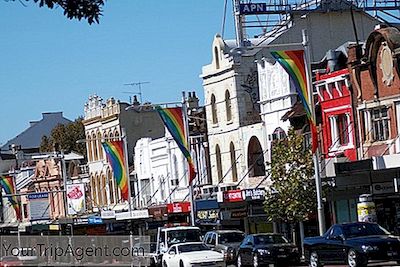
(1, 0, 400, 266)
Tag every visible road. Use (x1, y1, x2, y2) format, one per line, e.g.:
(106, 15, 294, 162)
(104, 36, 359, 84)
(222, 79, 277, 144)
(228, 262, 400, 266)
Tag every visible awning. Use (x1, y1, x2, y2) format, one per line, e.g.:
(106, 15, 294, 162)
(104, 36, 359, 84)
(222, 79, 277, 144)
(195, 199, 219, 211)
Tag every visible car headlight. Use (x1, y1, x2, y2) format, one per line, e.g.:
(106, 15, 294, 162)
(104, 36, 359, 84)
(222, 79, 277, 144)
(361, 245, 379, 252)
(257, 249, 271, 256)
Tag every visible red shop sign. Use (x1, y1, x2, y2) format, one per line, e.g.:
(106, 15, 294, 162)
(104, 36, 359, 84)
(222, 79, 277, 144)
(167, 202, 191, 214)
(223, 189, 243, 202)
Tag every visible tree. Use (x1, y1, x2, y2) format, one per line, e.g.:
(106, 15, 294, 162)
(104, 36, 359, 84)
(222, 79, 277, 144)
(263, 127, 316, 224)
(13, 0, 104, 24)
(40, 117, 86, 156)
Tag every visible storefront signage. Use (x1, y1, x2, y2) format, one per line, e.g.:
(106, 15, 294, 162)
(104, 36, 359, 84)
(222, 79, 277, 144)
(28, 192, 50, 221)
(240, 3, 268, 15)
(88, 216, 103, 225)
(231, 210, 248, 219)
(149, 205, 168, 219)
(222, 189, 243, 202)
(243, 188, 265, 201)
(196, 209, 219, 224)
(115, 209, 150, 221)
(66, 183, 86, 215)
(372, 182, 395, 195)
(167, 202, 191, 214)
(101, 210, 116, 219)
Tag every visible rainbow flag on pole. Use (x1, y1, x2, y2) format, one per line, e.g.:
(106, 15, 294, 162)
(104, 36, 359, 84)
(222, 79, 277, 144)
(156, 107, 196, 184)
(102, 141, 129, 201)
(0, 175, 21, 220)
(271, 50, 318, 152)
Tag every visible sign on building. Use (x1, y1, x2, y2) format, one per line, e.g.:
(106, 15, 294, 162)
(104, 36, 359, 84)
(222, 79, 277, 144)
(239, 3, 269, 15)
(242, 188, 265, 201)
(28, 192, 50, 221)
(66, 184, 86, 215)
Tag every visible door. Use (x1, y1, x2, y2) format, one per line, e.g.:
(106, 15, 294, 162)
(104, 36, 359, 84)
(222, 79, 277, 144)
(164, 246, 179, 266)
(325, 226, 346, 263)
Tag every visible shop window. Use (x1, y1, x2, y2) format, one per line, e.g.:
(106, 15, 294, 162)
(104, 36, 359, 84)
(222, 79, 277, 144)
(372, 107, 390, 141)
(225, 90, 232, 122)
(211, 94, 218, 124)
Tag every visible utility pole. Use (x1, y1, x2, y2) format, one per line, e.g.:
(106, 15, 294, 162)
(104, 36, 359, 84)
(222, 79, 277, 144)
(233, 0, 245, 47)
(123, 81, 150, 103)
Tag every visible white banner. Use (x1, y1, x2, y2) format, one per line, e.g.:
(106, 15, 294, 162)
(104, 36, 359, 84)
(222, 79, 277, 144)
(66, 184, 86, 215)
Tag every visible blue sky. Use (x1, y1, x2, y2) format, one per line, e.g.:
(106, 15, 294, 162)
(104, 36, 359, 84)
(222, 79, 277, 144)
(0, 1, 236, 145)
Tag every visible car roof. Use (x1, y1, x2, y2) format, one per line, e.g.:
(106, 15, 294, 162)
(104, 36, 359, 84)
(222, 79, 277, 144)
(162, 226, 200, 231)
(207, 230, 244, 234)
(250, 233, 284, 237)
(335, 222, 378, 227)
(172, 242, 204, 247)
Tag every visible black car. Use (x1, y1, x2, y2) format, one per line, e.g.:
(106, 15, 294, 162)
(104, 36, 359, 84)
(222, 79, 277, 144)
(304, 222, 400, 267)
(236, 233, 300, 267)
(203, 230, 245, 264)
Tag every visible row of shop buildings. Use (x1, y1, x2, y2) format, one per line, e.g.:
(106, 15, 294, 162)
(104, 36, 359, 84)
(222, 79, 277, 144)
(0, 2, 400, 238)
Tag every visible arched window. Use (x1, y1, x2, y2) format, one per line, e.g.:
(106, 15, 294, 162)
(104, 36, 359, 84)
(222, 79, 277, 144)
(86, 134, 93, 162)
(211, 94, 218, 124)
(109, 132, 114, 141)
(247, 136, 266, 177)
(108, 169, 115, 205)
(114, 130, 120, 140)
(92, 132, 98, 161)
(272, 127, 287, 141)
(97, 131, 103, 160)
(225, 90, 232, 122)
(91, 174, 98, 207)
(101, 174, 107, 206)
(215, 145, 223, 181)
(230, 142, 238, 182)
(214, 46, 220, 69)
(96, 174, 102, 206)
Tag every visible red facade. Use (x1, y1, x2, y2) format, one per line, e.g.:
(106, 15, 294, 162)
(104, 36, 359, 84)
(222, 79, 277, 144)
(316, 69, 357, 161)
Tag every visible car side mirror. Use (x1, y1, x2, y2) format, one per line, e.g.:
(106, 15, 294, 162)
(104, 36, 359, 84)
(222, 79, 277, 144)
(169, 250, 176, 255)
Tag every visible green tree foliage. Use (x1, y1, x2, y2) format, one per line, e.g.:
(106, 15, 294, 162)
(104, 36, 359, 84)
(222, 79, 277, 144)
(14, 0, 104, 24)
(263, 127, 316, 223)
(40, 117, 86, 156)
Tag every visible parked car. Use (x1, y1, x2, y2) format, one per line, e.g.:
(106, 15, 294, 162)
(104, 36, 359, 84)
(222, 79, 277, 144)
(304, 222, 400, 267)
(0, 256, 22, 267)
(162, 242, 224, 267)
(236, 233, 300, 267)
(203, 230, 245, 264)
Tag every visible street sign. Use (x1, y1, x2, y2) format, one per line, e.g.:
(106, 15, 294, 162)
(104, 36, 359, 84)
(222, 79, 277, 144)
(88, 216, 103, 225)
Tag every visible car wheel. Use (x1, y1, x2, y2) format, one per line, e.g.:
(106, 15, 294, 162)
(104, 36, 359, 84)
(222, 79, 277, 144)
(253, 253, 259, 267)
(237, 254, 243, 267)
(347, 249, 366, 267)
(309, 251, 321, 267)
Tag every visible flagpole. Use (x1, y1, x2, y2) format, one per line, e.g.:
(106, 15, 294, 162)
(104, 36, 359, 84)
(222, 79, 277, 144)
(122, 128, 133, 218)
(302, 29, 326, 235)
(182, 92, 196, 226)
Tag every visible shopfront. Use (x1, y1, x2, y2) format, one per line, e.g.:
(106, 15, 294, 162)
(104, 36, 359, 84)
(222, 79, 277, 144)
(218, 189, 247, 232)
(195, 199, 219, 232)
(243, 188, 273, 234)
(166, 202, 191, 225)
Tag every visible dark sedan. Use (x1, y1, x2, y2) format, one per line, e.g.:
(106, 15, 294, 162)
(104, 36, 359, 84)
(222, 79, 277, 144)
(304, 222, 400, 267)
(236, 233, 300, 267)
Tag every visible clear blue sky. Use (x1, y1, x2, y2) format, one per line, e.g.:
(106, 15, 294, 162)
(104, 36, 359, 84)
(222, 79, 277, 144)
(0, 1, 236, 145)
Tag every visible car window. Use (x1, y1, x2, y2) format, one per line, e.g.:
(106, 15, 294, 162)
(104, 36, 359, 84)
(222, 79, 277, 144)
(178, 244, 210, 253)
(242, 236, 253, 245)
(218, 232, 245, 244)
(168, 246, 177, 254)
(342, 223, 390, 238)
(331, 226, 343, 237)
(210, 233, 216, 245)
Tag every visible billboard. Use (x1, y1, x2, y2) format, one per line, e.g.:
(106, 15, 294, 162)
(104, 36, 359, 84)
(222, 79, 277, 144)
(28, 192, 50, 221)
(66, 184, 86, 215)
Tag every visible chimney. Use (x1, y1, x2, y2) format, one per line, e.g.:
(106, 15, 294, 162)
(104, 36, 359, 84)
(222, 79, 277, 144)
(187, 91, 199, 109)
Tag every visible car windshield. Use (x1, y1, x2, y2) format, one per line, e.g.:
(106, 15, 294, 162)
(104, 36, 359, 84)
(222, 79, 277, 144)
(177, 243, 210, 253)
(219, 232, 245, 244)
(167, 230, 202, 245)
(342, 223, 390, 238)
(254, 235, 289, 245)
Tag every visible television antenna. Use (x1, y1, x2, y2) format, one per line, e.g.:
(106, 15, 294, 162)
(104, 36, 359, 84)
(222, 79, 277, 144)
(123, 81, 150, 103)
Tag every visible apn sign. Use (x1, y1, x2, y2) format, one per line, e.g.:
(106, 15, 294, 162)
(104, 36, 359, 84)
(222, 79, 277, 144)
(240, 3, 268, 15)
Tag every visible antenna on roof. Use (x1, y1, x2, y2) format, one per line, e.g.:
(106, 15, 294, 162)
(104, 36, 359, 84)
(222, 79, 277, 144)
(123, 81, 150, 103)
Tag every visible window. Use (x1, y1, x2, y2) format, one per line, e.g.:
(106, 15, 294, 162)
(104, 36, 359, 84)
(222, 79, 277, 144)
(101, 174, 107, 206)
(230, 142, 238, 182)
(272, 127, 286, 141)
(92, 133, 98, 161)
(302, 124, 312, 150)
(171, 155, 179, 186)
(214, 47, 220, 69)
(209, 233, 216, 246)
(225, 90, 232, 121)
(108, 169, 115, 204)
(331, 226, 343, 238)
(211, 94, 218, 124)
(372, 107, 390, 141)
(337, 114, 349, 145)
(215, 145, 223, 181)
(114, 130, 120, 140)
(86, 135, 93, 162)
(97, 131, 103, 160)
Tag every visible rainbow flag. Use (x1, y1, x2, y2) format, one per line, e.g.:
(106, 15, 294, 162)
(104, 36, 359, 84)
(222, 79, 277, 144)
(156, 107, 196, 184)
(271, 50, 318, 152)
(102, 141, 129, 201)
(0, 175, 21, 220)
